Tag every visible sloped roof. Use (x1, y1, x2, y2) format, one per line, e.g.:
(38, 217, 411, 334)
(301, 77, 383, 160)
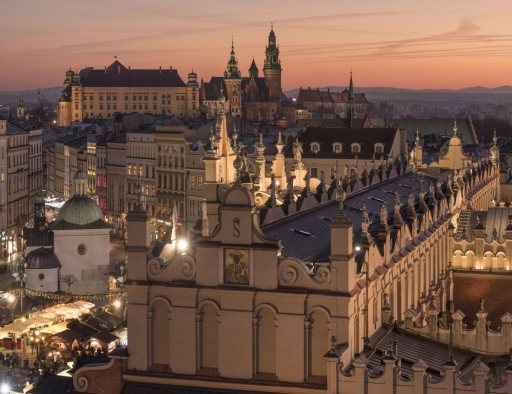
(79, 60, 186, 88)
(386, 118, 478, 145)
(261, 171, 438, 263)
(286, 126, 399, 159)
(456, 207, 512, 243)
(453, 273, 512, 329)
(297, 88, 370, 104)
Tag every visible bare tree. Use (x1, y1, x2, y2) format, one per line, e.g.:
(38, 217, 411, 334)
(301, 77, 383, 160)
(62, 274, 78, 293)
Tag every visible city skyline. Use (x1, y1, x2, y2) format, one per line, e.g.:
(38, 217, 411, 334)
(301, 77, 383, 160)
(3, 0, 512, 91)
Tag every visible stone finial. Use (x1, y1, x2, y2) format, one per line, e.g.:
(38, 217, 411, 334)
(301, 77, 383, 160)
(380, 203, 388, 225)
(276, 130, 284, 153)
(233, 152, 243, 183)
(336, 187, 347, 211)
(479, 298, 485, 313)
(269, 174, 277, 207)
(232, 124, 239, 148)
(292, 140, 303, 163)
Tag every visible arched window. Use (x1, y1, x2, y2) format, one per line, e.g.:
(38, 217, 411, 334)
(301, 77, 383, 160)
(255, 307, 276, 376)
(332, 143, 342, 154)
(310, 142, 320, 154)
(483, 251, 493, 270)
(496, 252, 507, 270)
(308, 310, 329, 381)
(374, 143, 384, 155)
(351, 143, 361, 154)
(466, 251, 475, 269)
(453, 250, 463, 268)
(199, 303, 219, 371)
(151, 299, 170, 368)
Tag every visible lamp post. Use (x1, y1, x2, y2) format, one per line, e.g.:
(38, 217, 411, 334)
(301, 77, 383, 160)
(355, 245, 370, 351)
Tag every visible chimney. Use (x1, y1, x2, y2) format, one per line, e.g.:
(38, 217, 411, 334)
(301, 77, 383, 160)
(159, 66, 162, 74)
(104, 66, 107, 74)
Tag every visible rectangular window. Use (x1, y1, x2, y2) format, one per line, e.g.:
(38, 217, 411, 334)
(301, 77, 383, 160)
(310, 167, 318, 178)
(190, 177, 195, 190)
(99, 104, 103, 110)
(90, 96, 93, 100)
(197, 175, 203, 190)
(125, 95, 129, 101)
(99, 95, 103, 101)
(132, 95, 136, 101)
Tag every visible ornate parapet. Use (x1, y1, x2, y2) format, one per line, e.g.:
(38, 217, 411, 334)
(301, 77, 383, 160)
(405, 307, 512, 356)
(335, 350, 512, 394)
(277, 257, 331, 289)
(147, 254, 197, 282)
(73, 358, 125, 394)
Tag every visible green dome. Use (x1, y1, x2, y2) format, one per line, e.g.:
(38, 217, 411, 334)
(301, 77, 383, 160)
(56, 196, 104, 226)
(74, 170, 87, 181)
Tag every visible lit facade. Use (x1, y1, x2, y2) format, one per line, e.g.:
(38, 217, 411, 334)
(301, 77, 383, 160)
(57, 61, 200, 127)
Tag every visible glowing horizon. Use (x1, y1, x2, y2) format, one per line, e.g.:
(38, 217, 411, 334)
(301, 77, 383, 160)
(2, 0, 512, 91)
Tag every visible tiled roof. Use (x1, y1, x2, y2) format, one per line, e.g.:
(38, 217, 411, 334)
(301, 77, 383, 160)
(261, 171, 438, 263)
(363, 326, 472, 380)
(286, 126, 399, 159)
(79, 61, 186, 88)
(453, 273, 512, 329)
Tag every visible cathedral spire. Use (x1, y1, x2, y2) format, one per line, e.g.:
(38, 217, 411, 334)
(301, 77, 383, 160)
(348, 69, 355, 127)
(348, 69, 354, 100)
(224, 37, 241, 79)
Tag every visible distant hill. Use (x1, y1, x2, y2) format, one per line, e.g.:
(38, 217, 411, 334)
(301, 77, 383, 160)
(0, 86, 61, 107)
(285, 85, 512, 97)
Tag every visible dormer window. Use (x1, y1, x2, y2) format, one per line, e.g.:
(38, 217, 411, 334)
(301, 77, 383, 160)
(310, 142, 320, 154)
(351, 143, 361, 154)
(332, 143, 342, 154)
(374, 143, 384, 155)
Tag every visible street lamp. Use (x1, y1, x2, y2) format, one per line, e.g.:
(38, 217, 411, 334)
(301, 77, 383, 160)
(0, 383, 10, 394)
(355, 245, 370, 350)
(177, 238, 188, 253)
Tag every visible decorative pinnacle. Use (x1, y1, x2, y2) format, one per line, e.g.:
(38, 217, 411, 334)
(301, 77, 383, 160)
(453, 119, 458, 135)
(232, 125, 238, 148)
(493, 128, 497, 145)
(135, 175, 143, 207)
(336, 187, 347, 211)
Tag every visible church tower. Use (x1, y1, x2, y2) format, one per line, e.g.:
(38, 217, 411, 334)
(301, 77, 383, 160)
(347, 71, 355, 127)
(223, 39, 242, 116)
(263, 25, 282, 101)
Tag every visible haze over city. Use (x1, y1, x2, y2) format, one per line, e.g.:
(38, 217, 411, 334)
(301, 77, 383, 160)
(3, 0, 512, 91)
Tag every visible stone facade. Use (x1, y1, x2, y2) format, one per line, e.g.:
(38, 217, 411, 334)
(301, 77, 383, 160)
(57, 61, 199, 127)
(75, 117, 500, 393)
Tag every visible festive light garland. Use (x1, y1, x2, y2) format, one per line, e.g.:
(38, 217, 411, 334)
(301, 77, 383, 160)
(14, 288, 126, 302)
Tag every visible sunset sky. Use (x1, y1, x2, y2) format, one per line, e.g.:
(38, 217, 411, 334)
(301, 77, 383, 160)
(2, 0, 512, 91)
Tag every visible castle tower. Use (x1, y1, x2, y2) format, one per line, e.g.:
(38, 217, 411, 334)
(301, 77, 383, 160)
(263, 25, 282, 101)
(223, 39, 242, 116)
